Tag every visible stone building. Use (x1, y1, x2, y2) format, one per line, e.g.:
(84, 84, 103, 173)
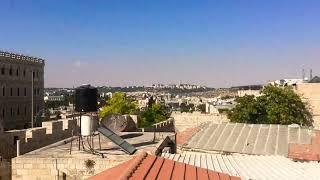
(295, 82, 320, 129)
(0, 51, 45, 130)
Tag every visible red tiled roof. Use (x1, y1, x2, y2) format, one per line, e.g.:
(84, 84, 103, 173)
(90, 151, 241, 180)
(176, 127, 201, 146)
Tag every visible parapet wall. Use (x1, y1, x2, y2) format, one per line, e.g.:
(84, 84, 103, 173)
(171, 112, 229, 132)
(0, 118, 78, 159)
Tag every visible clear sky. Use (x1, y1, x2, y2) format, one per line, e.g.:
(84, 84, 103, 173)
(0, 0, 319, 88)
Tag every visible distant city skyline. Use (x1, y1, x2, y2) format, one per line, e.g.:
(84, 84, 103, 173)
(0, 0, 319, 88)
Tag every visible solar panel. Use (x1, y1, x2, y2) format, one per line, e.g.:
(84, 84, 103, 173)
(97, 125, 137, 155)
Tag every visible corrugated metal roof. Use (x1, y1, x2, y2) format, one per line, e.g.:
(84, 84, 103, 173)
(162, 151, 320, 180)
(184, 123, 313, 156)
(90, 151, 241, 180)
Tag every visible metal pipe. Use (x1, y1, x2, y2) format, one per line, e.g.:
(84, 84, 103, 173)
(16, 139, 20, 157)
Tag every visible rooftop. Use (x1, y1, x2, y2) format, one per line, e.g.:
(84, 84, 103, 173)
(24, 132, 173, 159)
(0, 50, 45, 64)
(162, 151, 320, 180)
(90, 151, 241, 180)
(183, 122, 314, 156)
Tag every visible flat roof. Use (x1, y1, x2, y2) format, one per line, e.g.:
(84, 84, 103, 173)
(22, 132, 174, 160)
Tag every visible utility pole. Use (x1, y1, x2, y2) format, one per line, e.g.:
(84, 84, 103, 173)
(31, 70, 34, 128)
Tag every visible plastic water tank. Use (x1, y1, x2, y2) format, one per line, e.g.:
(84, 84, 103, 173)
(81, 115, 98, 136)
(75, 84, 98, 112)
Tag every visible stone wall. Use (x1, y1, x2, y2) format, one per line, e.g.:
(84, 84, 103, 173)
(0, 118, 78, 159)
(295, 83, 320, 129)
(288, 130, 320, 161)
(139, 118, 175, 132)
(11, 156, 119, 180)
(171, 112, 229, 132)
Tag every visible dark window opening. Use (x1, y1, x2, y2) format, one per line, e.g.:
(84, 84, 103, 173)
(10, 88, 13, 96)
(23, 70, 26, 77)
(10, 108, 13, 117)
(17, 107, 20, 115)
(9, 68, 12, 75)
(16, 69, 19, 76)
(24, 88, 27, 96)
(1, 68, 4, 75)
(2, 87, 5, 96)
(17, 88, 20, 96)
(13, 136, 19, 145)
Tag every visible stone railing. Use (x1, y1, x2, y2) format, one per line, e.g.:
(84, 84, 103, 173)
(0, 50, 45, 64)
(139, 118, 175, 132)
(0, 118, 78, 159)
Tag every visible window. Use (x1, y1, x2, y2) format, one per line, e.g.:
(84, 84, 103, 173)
(9, 68, 12, 75)
(23, 70, 26, 77)
(1, 68, 4, 75)
(33, 71, 35, 79)
(16, 69, 19, 76)
(17, 107, 20, 115)
(17, 88, 20, 96)
(10, 88, 13, 96)
(10, 108, 13, 117)
(2, 87, 5, 96)
(2, 108, 5, 118)
(24, 88, 27, 96)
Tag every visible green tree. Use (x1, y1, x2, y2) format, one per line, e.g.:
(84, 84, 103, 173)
(180, 103, 195, 113)
(139, 103, 170, 127)
(228, 85, 312, 126)
(196, 104, 206, 113)
(99, 92, 137, 118)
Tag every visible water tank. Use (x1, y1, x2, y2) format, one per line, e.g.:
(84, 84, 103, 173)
(75, 84, 98, 112)
(81, 114, 98, 136)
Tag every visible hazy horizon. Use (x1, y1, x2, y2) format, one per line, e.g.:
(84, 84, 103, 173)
(1, 1, 319, 88)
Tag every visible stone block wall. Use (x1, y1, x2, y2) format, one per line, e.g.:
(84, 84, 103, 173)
(139, 118, 175, 132)
(288, 130, 320, 161)
(171, 112, 229, 132)
(11, 157, 120, 180)
(0, 118, 78, 159)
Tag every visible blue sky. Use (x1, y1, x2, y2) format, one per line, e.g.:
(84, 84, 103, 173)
(0, 0, 319, 87)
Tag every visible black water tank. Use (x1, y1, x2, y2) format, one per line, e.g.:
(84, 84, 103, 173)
(75, 84, 98, 112)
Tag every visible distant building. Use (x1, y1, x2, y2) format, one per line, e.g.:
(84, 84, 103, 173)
(269, 79, 305, 86)
(294, 81, 320, 129)
(44, 95, 64, 102)
(238, 89, 261, 97)
(0, 51, 45, 130)
(309, 76, 320, 83)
